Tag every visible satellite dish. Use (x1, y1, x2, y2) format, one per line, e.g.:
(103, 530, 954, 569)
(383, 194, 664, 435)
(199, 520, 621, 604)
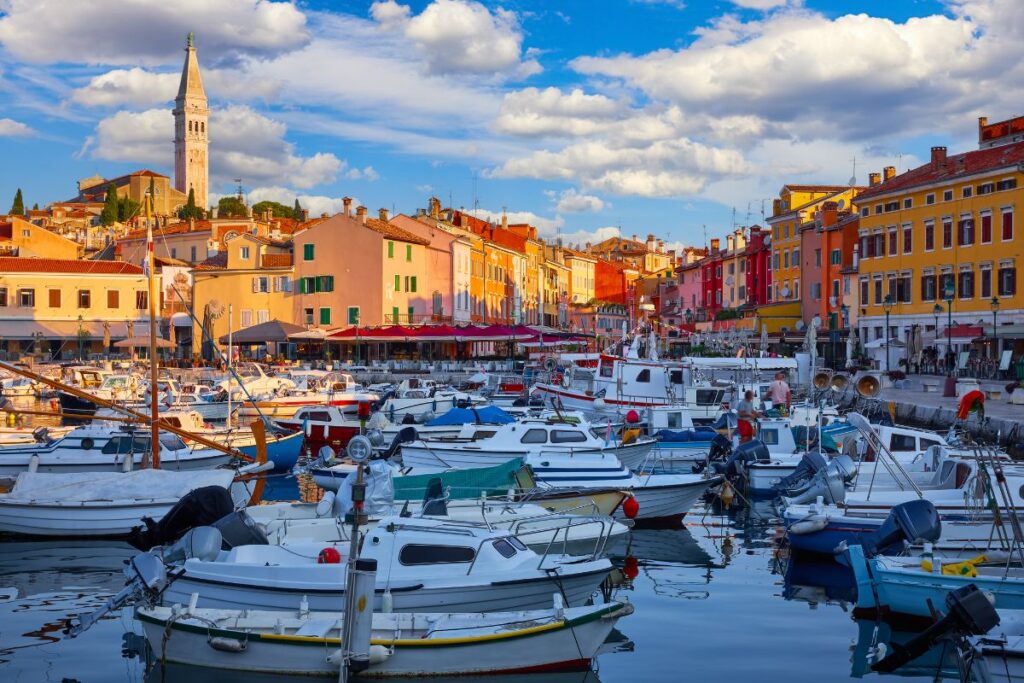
(780, 286, 791, 297)
(795, 320, 806, 331)
(725, 276, 734, 286)
(837, 199, 846, 210)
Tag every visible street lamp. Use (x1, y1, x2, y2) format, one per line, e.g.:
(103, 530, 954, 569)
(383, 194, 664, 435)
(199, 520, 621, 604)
(991, 296, 1000, 367)
(840, 303, 850, 368)
(932, 303, 942, 372)
(882, 295, 893, 373)
(944, 281, 955, 375)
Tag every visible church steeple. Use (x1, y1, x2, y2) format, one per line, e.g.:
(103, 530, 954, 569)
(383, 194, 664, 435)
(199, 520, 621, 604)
(173, 32, 209, 212)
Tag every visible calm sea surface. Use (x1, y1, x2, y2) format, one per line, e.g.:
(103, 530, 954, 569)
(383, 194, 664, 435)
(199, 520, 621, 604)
(0, 400, 958, 682)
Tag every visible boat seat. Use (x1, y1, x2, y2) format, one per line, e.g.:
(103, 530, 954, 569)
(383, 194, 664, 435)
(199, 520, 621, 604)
(294, 619, 339, 638)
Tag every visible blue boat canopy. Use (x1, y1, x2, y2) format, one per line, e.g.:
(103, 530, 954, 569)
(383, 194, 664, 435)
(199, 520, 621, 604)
(425, 405, 516, 426)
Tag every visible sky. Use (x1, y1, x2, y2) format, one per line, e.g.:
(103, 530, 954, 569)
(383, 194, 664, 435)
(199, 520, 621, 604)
(0, 0, 1019, 251)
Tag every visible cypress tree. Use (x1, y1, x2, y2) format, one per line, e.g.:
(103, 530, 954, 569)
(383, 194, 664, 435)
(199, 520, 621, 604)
(9, 188, 24, 216)
(100, 183, 119, 225)
(32, 203, 39, 211)
(293, 198, 302, 219)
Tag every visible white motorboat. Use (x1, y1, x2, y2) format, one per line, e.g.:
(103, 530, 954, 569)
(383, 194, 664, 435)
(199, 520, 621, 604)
(161, 515, 612, 613)
(377, 377, 480, 422)
(235, 372, 379, 419)
(970, 609, 1024, 683)
(137, 600, 632, 677)
(398, 418, 656, 471)
(0, 424, 234, 481)
(0, 469, 236, 537)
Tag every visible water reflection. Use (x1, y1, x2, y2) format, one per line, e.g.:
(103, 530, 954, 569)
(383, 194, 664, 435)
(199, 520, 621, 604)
(144, 665, 604, 683)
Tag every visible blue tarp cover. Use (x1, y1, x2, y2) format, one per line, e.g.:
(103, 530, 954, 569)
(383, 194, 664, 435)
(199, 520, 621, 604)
(426, 405, 516, 426)
(655, 428, 717, 443)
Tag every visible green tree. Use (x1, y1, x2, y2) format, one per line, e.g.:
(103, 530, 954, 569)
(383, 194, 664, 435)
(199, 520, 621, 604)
(31, 203, 38, 211)
(178, 187, 204, 220)
(100, 183, 119, 225)
(251, 200, 293, 218)
(9, 188, 24, 216)
(218, 195, 248, 218)
(118, 195, 140, 222)
(293, 198, 303, 219)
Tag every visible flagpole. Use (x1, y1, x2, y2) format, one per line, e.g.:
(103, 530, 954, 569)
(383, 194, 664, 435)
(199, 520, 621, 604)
(146, 192, 160, 469)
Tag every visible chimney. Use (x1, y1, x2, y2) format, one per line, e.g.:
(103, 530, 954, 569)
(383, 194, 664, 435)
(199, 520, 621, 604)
(342, 196, 352, 217)
(773, 198, 782, 215)
(356, 205, 367, 225)
(187, 217, 195, 232)
(658, 239, 665, 253)
(883, 166, 896, 181)
(416, 208, 426, 217)
(501, 210, 508, 230)
(821, 200, 839, 227)
(726, 234, 734, 251)
(632, 234, 638, 244)
(585, 241, 592, 251)
(300, 208, 309, 222)
(210, 207, 218, 219)
(429, 197, 440, 219)
(710, 238, 720, 254)
(378, 208, 389, 222)
(930, 146, 947, 168)
(868, 172, 881, 187)
(978, 116, 989, 144)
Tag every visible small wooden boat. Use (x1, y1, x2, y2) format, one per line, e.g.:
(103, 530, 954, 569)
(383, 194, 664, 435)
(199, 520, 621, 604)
(136, 601, 632, 677)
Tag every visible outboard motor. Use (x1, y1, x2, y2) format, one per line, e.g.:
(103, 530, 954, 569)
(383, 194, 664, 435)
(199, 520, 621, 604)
(211, 509, 269, 549)
(381, 426, 418, 460)
(365, 429, 385, 448)
(401, 413, 417, 424)
(860, 500, 942, 558)
(126, 486, 235, 551)
(774, 449, 829, 493)
(718, 439, 770, 478)
(32, 426, 54, 444)
(699, 433, 733, 474)
(783, 455, 856, 506)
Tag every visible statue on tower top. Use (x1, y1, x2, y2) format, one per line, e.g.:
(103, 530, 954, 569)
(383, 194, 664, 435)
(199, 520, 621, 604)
(187, 32, 194, 48)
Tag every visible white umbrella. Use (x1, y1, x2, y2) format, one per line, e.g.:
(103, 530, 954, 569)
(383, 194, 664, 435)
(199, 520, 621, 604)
(807, 320, 818, 368)
(760, 325, 768, 354)
(846, 331, 856, 369)
(648, 329, 659, 361)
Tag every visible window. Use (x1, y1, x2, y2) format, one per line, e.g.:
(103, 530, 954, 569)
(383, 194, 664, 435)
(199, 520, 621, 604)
(898, 273, 912, 303)
(926, 193, 935, 205)
(888, 229, 898, 255)
(873, 278, 883, 304)
(19, 288, 34, 307)
(135, 291, 147, 310)
(78, 289, 91, 308)
(999, 266, 1017, 296)
(920, 438, 941, 451)
(319, 307, 331, 325)
(491, 539, 518, 559)
(0, 287, 6, 307)
(903, 197, 913, 209)
(317, 275, 334, 292)
(885, 201, 899, 212)
(978, 182, 995, 195)
(783, 251, 789, 268)
(794, 280, 800, 298)
(903, 226, 912, 254)
(406, 244, 412, 262)
(409, 276, 417, 293)
(392, 306, 399, 323)
(832, 279, 840, 298)
(347, 307, 359, 325)
(861, 207, 869, 217)
(387, 241, 394, 258)
(1003, 210, 1014, 240)
(830, 249, 841, 265)
(520, 428, 548, 444)
(981, 213, 993, 243)
(394, 274, 401, 292)
(551, 429, 588, 443)
(407, 306, 414, 321)
(959, 270, 974, 299)
(925, 222, 935, 250)
(997, 178, 1017, 191)
(240, 246, 250, 260)
(811, 282, 822, 300)
(257, 309, 270, 324)
(860, 234, 870, 258)
(398, 544, 475, 566)
(921, 274, 936, 301)
(958, 218, 974, 246)
(303, 243, 315, 261)
(981, 268, 992, 298)
(814, 249, 821, 267)
(860, 278, 869, 305)
(190, 246, 197, 262)
(240, 309, 253, 327)
(873, 233, 884, 257)
(48, 289, 61, 307)
(890, 433, 917, 452)
(962, 186, 973, 198)
(942, 220, 952, 248)
(874, 204, 883, 215)
(940, 273, 955, 299)
(635, 369, 651, 383)
(171, 247, 176, 258)
(793, 248, 800, 266)
(943, 189, 953, 201)
(304, 307, 314, 325)
(253, 276, 269, 293)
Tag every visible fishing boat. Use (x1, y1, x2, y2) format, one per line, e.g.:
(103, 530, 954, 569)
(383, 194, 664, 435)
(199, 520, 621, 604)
(398, 418, 656, 471)
(235, 376, 379, 420)
(160, 515, 613, 613)
(0, 469, 236, 537)
(136, 600, 632, 677)
(375, 377, 480, 422)
(969, 609, 1024, 683)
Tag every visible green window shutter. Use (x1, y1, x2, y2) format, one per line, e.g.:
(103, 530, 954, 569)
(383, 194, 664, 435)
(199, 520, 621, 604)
(298, 278, 307, 294)
(395, 274, 400, 291)
(348, 307, 359, 324)
(303, 244, 314, 260)
(406, 244, 412, 261)
(408, 306, 414, 322)
(392, 307, 399, 324)
(320, 307, 331, 325)
(388, 241, 394, 258)
(410, 276, 417, 293)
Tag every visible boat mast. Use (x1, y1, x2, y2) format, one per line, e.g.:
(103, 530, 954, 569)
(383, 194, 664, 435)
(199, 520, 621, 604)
(227, 303, 233, 429)
(146, 190, 160, 469)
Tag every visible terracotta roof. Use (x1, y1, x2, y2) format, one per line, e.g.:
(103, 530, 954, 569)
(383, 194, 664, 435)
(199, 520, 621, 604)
(261, 253, 293, 268)
(121, 221, 213, 240)
(364, 218, 431, 246)
(783, 184, 850, 193)
(194, 253, 227, 270)
(0, 257, 143, 275)
(857, 141, 1024, 200)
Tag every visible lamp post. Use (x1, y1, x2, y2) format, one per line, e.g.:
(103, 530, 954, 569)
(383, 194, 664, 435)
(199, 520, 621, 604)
(882, 295, 893, 373)
(932, 303, 942, 373)
(991, 296, 1000, 366)
(840, 303, 850, 369)
(944, 281, 955, 376)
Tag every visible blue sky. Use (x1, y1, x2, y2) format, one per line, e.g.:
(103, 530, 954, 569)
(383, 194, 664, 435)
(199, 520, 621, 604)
(0, 0, 1015, 250)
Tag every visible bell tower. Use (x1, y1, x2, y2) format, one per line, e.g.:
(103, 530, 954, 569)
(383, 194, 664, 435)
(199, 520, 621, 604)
(173, 32, 209, 211)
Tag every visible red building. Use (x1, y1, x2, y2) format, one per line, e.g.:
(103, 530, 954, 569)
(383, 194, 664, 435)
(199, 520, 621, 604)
(700, 238, 724, 321)
(743, 225, 771, 308)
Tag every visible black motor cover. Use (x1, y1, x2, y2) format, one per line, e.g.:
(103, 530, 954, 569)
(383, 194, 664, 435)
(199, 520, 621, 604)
(774, 450, 829, 492)
(860, 499, 942, 558)
(722, 439, 770, 477)
(126, 485, 234, 550)
(382, 426, 418, 460)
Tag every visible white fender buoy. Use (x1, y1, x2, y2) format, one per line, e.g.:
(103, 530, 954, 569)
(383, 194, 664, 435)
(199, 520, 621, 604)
(789, 517, 829, 535)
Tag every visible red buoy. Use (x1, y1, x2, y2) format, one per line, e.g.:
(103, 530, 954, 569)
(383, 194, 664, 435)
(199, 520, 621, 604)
(622, 496, 640, 519)
(625, 409, 640, 424)
(317, 547, 341, 564)
(623, 556, 639, 580)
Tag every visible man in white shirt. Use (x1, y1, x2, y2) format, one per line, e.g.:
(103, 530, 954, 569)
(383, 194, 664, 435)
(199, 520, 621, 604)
(768, 372, 791, 412)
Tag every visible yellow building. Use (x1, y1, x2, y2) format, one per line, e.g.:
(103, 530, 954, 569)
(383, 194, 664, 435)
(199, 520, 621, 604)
(0, 256, 147, 357)
(856, 115, 1024, 360)
(563, 248, 597, 306)
(542, 257, 571, 328)
(191, 233, 294, 354)
(1, 216, 82, 259)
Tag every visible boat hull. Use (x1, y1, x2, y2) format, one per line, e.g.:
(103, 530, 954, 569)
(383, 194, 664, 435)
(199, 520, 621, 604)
(0, 498, 179, 537)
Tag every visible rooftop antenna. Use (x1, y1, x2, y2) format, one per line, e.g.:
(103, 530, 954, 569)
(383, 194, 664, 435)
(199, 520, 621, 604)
(702, 224, 708, 249)
(234, 178, 244, 200)
(731, 207, 737, 231)
(848, 157, 857, 187)
(760, 198, 767, 221)
(472, 171, 479, 212)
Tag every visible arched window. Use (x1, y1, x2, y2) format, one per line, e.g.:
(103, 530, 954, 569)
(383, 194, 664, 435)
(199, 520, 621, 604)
(200, 121, 205, 133)
(188, 121, 193, 132)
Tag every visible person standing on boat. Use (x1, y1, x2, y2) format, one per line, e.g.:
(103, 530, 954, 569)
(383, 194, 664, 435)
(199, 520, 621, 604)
(736, 390, 760, 442)
(768, 372, 791, 414)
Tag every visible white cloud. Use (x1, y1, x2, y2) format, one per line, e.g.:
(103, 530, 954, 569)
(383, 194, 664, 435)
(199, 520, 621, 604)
(370, 0, 541, 78)
(86, 105, 344, 190)
(630, 0, 686, 9)
(465, 206, 563, 236)
(0, 0, 309, 66)
(71, 67, 282, 107)
(556, 226, 623, 249)
(243, 186, 350, 217)
(495, 87, 626, 137)
(729, 0, 792, 9)
(0, 117, 35, 137)
(548, 188, 606, 213)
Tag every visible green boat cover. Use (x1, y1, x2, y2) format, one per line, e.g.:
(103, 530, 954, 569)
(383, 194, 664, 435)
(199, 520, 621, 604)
(392, 458, 532, 501)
